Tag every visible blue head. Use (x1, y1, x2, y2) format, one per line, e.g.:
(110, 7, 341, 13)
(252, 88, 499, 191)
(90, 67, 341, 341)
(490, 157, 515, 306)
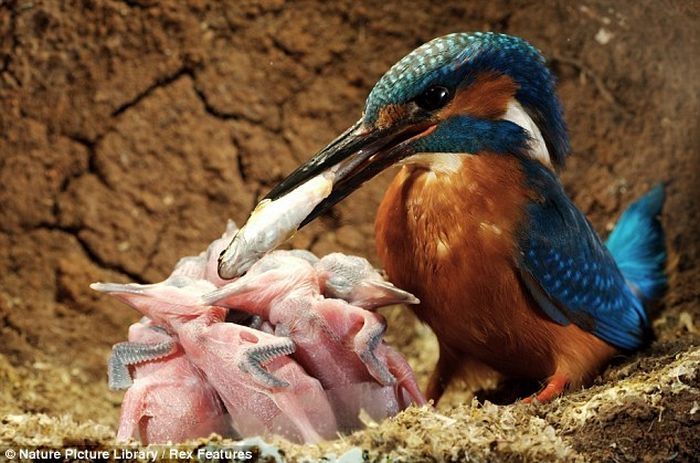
(365, 33, 568, 164)
(267, 32, 570, 224)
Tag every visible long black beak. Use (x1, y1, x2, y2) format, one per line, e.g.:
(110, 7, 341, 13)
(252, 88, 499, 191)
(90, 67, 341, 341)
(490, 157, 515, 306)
(265, 118, 429, 228)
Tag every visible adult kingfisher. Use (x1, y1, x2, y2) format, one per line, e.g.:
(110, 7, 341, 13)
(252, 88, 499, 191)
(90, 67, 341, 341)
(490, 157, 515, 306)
(263, 32, 667, 403)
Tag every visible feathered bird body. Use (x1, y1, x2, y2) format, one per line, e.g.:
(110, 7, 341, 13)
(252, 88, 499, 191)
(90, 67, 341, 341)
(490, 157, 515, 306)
(376, 154, 617, 401)
(263, 32, 667, 403)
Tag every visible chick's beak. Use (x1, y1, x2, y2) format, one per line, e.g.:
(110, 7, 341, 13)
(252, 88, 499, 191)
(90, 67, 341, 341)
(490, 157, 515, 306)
(265, 118, 432, 228)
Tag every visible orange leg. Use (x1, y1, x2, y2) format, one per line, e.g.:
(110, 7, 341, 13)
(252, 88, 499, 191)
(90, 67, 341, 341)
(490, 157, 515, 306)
(522, 372, 569, 404)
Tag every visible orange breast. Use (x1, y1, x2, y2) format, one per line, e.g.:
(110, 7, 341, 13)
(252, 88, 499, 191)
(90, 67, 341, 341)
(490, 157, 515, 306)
(376, 154, 559, 379)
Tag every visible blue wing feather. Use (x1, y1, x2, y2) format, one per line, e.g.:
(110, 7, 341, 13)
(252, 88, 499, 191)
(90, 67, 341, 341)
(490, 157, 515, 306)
(517, 161, 649, 351)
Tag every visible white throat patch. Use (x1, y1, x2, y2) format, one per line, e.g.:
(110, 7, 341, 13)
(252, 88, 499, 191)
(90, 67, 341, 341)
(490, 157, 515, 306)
(502, 100, 551, 166)
(401, 99, 552, 172)
(400, 153, 463, 174)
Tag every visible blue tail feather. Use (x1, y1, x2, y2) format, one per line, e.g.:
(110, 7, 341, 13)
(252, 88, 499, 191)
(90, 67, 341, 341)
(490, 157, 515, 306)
(606, 184, 667, 300)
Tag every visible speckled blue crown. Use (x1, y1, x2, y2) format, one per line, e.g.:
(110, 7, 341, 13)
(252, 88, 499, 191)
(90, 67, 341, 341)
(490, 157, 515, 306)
(364, 32, 569, 167)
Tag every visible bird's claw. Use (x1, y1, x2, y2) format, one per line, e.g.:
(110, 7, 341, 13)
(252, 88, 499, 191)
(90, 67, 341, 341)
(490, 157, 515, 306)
(522, 373, 569, 404)
(239, 338, 296, 388)
(359, 349, 396, 386)
(356, 324, 395, 386)
(108, 339, 176, 390)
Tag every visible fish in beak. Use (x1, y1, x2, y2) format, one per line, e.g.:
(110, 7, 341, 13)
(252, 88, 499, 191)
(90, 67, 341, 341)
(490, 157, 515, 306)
(218, 171, 335, 278)
(217, 116, 433, 279)
(265, 117, 433, 228)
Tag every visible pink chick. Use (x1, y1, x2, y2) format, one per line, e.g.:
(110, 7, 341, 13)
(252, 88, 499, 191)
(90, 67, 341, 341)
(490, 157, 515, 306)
(315, 253, 419, 309)
(92, 276, 337, 443)
(171, 220, 239, 287)
(201, 252, 426, 431)
(111, 318, 229, 444)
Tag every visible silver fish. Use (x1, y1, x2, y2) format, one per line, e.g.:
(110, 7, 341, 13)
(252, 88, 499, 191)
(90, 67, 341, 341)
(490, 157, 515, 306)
(218, 171, 335, 279)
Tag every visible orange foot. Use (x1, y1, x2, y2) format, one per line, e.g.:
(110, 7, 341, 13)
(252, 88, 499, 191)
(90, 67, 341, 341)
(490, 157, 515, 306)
(522, 373, 569, 404)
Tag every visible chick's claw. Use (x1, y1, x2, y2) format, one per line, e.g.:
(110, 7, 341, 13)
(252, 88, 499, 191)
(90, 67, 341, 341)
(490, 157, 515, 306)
(108, 339, 176, 390)
(354, 319, 395, 386)
(240, 338, 296, 388)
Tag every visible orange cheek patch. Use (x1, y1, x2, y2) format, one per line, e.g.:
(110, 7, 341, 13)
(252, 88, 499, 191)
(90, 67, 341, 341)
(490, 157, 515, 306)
(441, 73, 518, 120)
(376, 104, 412, 129)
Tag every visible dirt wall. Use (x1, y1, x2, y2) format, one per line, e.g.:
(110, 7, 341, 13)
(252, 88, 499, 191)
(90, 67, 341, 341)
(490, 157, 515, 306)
(0, 1, 698, 461)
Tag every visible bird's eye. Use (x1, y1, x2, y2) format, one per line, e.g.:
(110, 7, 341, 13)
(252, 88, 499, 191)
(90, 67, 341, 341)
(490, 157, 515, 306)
(414, 85, 452, 111)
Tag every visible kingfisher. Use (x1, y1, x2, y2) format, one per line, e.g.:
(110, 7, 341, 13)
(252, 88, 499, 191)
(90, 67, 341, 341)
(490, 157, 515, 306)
(263, 32, 667, 403)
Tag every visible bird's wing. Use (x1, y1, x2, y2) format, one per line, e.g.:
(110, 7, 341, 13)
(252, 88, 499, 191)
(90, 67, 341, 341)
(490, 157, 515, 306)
(516, 164, 648, 351)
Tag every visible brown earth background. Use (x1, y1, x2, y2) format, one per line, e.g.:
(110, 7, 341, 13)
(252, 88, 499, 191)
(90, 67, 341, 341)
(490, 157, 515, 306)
(0, 0, 698, 461)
